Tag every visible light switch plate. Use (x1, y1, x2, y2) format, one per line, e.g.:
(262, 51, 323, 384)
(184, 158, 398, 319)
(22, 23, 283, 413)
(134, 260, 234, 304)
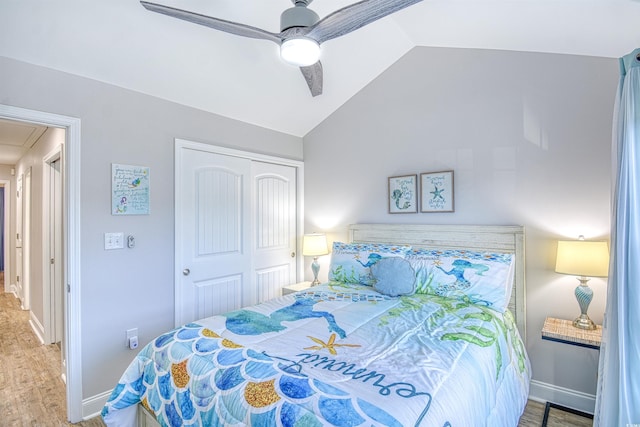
(105, 232, 124, 250)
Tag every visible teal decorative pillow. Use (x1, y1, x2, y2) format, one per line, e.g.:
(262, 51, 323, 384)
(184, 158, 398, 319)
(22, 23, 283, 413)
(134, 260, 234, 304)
(328, 242, 412, 285)
(371, 257, 416, 297)
(407, 249, 515, 311)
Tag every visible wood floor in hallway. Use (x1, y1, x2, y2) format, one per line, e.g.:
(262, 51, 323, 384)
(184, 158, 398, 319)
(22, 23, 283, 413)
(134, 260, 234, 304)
(0, 289, 102, 426)
(0, 290, 592, 426)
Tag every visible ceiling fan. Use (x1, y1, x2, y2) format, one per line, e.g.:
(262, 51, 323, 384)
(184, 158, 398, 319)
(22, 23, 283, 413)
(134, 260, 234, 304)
(140, 0, 423, 96)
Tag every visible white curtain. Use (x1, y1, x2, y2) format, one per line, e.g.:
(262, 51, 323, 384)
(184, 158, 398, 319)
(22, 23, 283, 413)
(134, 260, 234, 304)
(594, 48, 640, 426)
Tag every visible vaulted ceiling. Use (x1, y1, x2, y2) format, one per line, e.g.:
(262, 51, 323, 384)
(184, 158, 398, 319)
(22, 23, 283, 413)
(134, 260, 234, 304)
(1, 0, 639, 137)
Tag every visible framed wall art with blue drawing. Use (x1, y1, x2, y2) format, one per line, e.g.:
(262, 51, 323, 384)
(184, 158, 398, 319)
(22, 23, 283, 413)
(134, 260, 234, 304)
(112, 163, 150, 215)
(421, 170, 454, 212)
(388, 174, 417, 214)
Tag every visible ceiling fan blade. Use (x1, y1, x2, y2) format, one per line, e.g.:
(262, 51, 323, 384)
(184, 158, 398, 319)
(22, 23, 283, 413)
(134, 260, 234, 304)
(300, 62, 323, 97)
(140, 1, 282, 44)
(307, 0, 423, 44)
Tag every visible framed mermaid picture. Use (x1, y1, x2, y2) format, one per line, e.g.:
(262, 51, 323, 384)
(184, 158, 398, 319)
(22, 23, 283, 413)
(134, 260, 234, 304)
(388, 174, 418, 214)
(421, 170, 454, 212)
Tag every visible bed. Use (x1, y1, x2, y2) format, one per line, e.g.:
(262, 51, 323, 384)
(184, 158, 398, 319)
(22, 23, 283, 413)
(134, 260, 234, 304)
(102, 224, 530, 426)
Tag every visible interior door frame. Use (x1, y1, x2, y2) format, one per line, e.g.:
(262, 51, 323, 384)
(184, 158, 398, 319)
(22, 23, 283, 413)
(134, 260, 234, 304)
(1, 179, 11, 294)
(174, 138, 305, 326)
(16, 173, 23, 303)
(43, 147, 63, 345)
(0, 104, 82, 423)
(23, 167, 31, 312)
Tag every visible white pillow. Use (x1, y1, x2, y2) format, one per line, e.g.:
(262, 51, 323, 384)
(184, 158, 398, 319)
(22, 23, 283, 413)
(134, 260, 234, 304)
(407, 248, 515, 311)
(328, 242, 412, 286)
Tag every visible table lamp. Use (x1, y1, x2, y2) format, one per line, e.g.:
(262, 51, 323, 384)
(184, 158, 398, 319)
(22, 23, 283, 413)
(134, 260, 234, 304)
(302, 233, 329, 286)
(555, 237, 609, 330)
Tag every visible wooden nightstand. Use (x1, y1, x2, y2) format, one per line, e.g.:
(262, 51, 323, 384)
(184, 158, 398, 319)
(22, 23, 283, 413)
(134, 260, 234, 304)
(540, 317, 602, 426)
(282, 281, 313, 296)
(541, 317, 602, 350)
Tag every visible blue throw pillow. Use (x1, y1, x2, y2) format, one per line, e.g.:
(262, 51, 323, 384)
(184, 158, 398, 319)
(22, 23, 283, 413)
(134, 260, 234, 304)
(371, 257, 416, 297)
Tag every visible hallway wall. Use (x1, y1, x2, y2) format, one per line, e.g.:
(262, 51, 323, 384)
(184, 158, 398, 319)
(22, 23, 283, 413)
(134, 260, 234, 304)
(0, 164, 16, 293)
(14, 127, 65, 336)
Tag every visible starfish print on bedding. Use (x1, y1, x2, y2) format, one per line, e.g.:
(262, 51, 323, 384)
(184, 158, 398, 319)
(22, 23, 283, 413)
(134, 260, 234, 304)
(304, 333, 361, 355)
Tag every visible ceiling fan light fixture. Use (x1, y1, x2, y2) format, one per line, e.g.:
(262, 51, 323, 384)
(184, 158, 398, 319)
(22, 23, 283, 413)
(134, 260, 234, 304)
(280, 38, 320, 67)
(141, 0, 426, 95)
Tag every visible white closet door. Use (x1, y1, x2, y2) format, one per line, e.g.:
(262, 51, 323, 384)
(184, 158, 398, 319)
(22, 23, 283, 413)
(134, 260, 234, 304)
(252, 161, 297, 305)
(177, 148, 251, 325)
(176, 146, 297, 326)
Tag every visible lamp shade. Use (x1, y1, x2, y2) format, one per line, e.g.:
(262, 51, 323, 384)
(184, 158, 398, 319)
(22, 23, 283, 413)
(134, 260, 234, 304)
(302, 233, 329, 257)
(555, 240, 609, 277)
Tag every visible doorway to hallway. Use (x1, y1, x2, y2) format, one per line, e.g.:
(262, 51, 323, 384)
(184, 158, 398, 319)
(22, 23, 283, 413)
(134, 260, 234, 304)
(0, 104, 82, 423)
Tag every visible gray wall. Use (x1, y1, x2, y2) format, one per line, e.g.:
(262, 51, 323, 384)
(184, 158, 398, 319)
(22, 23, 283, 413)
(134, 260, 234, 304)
(303, 47, 616, 404)
(0, 56, 303, 398)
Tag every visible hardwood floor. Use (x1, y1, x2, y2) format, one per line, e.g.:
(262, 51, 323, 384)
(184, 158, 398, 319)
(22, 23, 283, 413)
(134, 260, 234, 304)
(1, 290, 592, 426)
(0, 289, 103, 426)
(519, 400, 594, 426)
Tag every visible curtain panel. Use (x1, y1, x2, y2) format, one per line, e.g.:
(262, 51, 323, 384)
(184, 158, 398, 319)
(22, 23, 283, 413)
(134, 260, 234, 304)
(594, 48, 640, 426)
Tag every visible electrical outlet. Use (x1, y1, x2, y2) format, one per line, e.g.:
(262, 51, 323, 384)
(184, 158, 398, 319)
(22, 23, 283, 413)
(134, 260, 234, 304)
(128, 336, 139, 350)
(126, 328, 138, 348)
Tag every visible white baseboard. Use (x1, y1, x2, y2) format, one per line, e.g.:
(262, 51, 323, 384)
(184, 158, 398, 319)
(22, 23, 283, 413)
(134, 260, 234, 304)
(529, 379, 596, 414)
(29, 311, 45, 344)
(83, 390, 111, 420)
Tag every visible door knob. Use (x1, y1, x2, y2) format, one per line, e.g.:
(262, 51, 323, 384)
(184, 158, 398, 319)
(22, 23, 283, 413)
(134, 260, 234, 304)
(183, 268, 190, 276)
(291, 252, 295, 258)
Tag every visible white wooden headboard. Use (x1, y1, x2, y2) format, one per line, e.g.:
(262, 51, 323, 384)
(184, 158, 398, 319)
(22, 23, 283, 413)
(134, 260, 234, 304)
(348, 224, 526, 342)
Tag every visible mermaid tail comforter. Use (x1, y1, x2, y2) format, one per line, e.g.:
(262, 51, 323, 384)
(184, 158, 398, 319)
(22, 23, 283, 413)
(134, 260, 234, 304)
(102, 282, 530, 427)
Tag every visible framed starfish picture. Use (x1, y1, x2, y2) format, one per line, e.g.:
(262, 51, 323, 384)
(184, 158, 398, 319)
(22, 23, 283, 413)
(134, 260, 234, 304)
(388, 174, 418, 214)
(421, 171, 454, 212)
